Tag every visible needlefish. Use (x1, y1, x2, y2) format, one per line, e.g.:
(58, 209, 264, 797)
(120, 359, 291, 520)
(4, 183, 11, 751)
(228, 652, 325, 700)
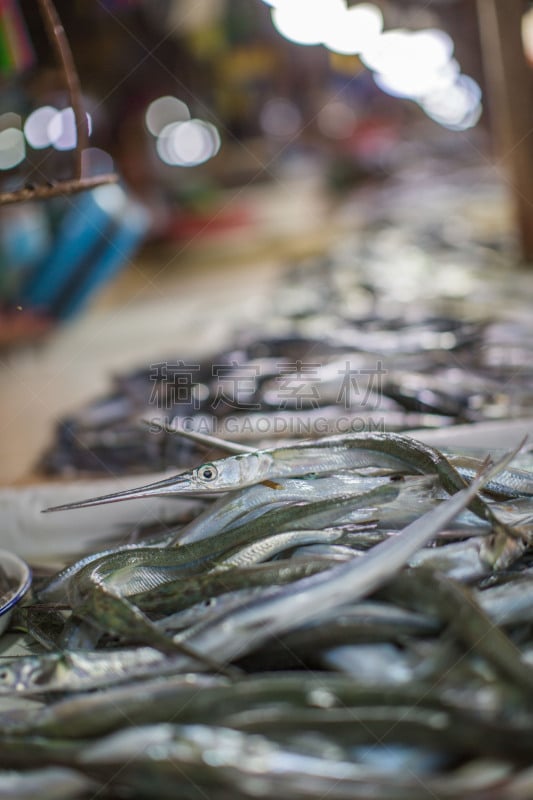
(31, 472, 388, 606)
(43, 432, 531, 511)
(169, 458, 514, 666)
(176, 471, 391, 545)
(45, 489, 397, 659)
(38, 482, 397, 603)
(0, 458, 506, 696)
(0, 722, 524, 799)
(43, 431, 529, 566)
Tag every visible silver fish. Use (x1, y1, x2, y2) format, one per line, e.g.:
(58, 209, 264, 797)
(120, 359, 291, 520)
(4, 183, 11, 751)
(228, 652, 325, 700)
(0, 648, 190, 695)
(172, 462, 501, 666)
(0, 767, 90, 800)
(39, 482, 397, 603)
(177, 472, 390, 545)
(40, 432, 478, 509)
(213, 529, 345, 570)
(42, 433, 519, 547)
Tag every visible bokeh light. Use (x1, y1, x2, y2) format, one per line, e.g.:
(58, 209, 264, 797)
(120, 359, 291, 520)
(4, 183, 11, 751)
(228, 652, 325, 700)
(361, 29, 453, 76)
(361, 27, 482, 130)
(156, 119, 220, 166)
(271, 0, 345, 47)
(260, 98, 302, 138)
(522, 7, 533, 66)
(323, 3, 383, 56)
(267, 3, 484, 133)
(0, 127, 26, 170)
(24, 106, 58, 149)
(317, 101, 357, 139)
(47, 108, 93, 151)
(145, 96, 190, 137)
(270, 0, 382, 54)
(92, 183, 128, 215)
(374, 57, 460, 100)
(421, 74, 482, 131)
(0, 112, 22, 132)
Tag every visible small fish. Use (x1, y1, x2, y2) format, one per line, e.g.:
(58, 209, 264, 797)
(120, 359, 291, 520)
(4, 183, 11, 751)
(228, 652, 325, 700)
(321, 642, 419, 683)
(154, 586, 282, 633)
(0, 672, 443, 739)
(39, 483, 397, 604)
(168, 461, 502, 667)
(0, 767, 90, 800)
(204, 483, 399, 555)
(448, 454, 533, 499)
(133, 558, 335, 616)
(242, 604, 438, 671)
(36, 538, 176, 604)
(212, 529, 345, 571)
(289, 543, 356, 561)
(177, 472, 389, 545)
(66, 570, 233, 673)
(476, 568, 533, 625)
(408, 538, 489, 582)
(0, 648, 188, 696)
(42, 433, 522, 553)
(390, 566, 533, 697)
(2, 674, 226, 738)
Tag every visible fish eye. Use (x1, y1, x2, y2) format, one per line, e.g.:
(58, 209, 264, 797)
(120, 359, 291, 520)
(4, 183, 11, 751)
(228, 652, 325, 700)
(196, 464, 218, 482)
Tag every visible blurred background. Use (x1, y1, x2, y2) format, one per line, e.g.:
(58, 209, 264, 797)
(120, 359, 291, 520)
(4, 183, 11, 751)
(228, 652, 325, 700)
(1, 0, 532, 484)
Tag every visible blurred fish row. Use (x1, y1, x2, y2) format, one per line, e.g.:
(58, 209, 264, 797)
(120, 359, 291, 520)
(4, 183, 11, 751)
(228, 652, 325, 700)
(38, 240, 533, 476)
(3, 432, 533, 798)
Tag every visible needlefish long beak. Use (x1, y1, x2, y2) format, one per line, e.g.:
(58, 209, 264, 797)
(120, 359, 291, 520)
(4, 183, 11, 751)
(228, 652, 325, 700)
(42, 471, 198, 513)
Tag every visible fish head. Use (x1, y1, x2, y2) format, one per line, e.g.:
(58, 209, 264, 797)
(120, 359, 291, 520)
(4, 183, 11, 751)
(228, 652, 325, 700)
(184, 451, 273, 493)
(43, 450, 276, 512)
(0, 657, 56, 693)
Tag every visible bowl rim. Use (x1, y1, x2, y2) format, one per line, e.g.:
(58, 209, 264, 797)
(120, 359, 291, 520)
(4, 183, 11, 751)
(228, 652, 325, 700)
(0, 549, 32, 617)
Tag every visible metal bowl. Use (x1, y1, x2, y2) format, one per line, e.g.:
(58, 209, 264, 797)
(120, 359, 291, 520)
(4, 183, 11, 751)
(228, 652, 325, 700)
(0, 550, 32, 637)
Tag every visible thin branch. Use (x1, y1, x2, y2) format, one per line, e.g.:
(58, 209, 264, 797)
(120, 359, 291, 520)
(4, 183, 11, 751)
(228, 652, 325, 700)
(37, 0, 88, 180)
(0, 174, 118, 205)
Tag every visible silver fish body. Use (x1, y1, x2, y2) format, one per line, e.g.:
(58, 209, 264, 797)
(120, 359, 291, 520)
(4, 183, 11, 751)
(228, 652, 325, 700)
(42, 432, 462, 511)
(172, 470, 494, 666)
(0, 767, 90, 800)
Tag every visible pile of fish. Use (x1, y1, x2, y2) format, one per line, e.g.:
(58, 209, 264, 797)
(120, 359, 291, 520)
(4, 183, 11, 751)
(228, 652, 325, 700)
(36, 316, 479, 475)
(37, 241, 533, 477)
(6, 170, 533, 796)
(3, 431, 533, 798)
